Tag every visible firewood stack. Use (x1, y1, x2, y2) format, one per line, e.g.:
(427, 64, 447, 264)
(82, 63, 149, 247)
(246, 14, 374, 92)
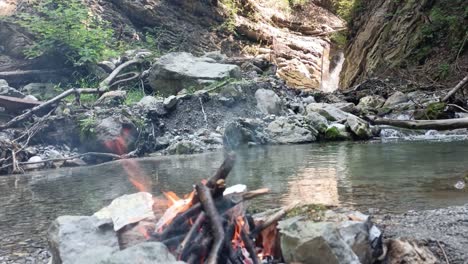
(148, 153, 279, 264)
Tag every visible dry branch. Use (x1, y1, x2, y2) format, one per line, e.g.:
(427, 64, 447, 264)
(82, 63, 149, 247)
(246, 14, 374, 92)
(442, 75, 468, 102)
(196, 184, 225, 264)
(368, 116, 468, 130)
(250, 201, 299, 237)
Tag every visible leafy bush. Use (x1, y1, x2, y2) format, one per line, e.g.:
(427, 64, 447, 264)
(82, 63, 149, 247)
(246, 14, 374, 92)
(17, 0, 116, 65)
(334, 0, 361, 23)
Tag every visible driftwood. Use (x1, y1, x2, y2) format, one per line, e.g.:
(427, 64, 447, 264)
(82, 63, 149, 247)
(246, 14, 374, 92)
(368, 116, 468, 130)
(0, 56, 147, 130)
(442, 75, 468, 102)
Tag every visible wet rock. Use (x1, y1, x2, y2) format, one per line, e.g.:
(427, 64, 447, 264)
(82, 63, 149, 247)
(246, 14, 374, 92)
(306, 103, 349, 121)
(22, 83, 57, 100)
(383, 239, 437, 264)
(163, 95, 178, 110)
(278, 220, 361, 264)
(267, 116, 317, 144)
(384, 91, 409, 107)
(44, 149, 65, 168)
(325, 123, 352, 140)
(0, 79, 25, 98)
(48, 216, 119, 264)
(346, 115, 373, 139)
(357, 95, 385, 110)
(148, 52, 241, 96)
(304, 112, 329, 134)
(255, 89, 282, 115)
(95, 91, 126, 106)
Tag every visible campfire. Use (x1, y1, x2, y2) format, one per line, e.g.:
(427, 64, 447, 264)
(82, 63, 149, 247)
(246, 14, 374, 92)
(139, 153, 286, 264)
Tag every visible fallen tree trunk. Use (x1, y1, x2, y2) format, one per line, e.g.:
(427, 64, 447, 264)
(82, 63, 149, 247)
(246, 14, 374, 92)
(442, 74, 468, 102)
(368, 116, 468, 130)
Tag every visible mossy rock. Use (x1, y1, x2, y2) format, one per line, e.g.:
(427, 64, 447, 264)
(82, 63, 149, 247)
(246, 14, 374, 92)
(286, 204, 333, 222)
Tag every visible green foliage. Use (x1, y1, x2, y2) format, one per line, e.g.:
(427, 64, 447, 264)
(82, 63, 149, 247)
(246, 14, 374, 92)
(220, 0, 241, 32)
(79, 115, 97, 139)
(330, 31, 347, 48)
(334, 0, 361, 23)
(17, 0, 116, 65)
(437, 63, 451, 80)
(124, 89, 145, 106)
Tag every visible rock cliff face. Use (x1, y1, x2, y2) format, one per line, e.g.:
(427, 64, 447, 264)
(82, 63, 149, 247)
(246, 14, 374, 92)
(341, 0, 467, 88)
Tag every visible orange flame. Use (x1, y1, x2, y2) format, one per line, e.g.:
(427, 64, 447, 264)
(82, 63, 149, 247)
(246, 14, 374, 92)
(232, 216, 246, 249)
(155, 191, 195, 231)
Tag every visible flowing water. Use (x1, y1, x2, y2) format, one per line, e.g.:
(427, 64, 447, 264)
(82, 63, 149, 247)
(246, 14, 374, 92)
(1, 141, 468, 258)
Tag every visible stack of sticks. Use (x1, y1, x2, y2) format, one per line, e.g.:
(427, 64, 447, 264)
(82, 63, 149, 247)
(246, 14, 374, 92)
(149, 153, 284, 264)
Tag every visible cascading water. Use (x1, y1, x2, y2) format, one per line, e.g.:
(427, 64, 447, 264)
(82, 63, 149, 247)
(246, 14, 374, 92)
(321, 51, 345, 93)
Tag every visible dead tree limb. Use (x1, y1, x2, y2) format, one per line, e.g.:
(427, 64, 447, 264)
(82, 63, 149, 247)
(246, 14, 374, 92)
(0, 88, 98, 130)
(442, 75, 468, 102)
(196, 184, 225, 264)
(99, 58, 143, 92)
(368, 116, 468, 130)
(250, 201, 299, 237)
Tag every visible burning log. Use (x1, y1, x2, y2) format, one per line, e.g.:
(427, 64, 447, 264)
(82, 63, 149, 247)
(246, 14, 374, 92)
(176, 212, 206, 258)
(196, 183, 226, 264)
(206, 152, 236, 197)
(250, 202, 299, 238)
(241, 227, 260, 264)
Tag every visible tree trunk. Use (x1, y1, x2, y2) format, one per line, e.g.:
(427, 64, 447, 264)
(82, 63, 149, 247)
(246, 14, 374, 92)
(369, 117, 468, 130)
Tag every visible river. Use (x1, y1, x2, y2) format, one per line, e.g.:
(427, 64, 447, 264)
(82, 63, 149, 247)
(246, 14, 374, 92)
(1, 140, 468, 260)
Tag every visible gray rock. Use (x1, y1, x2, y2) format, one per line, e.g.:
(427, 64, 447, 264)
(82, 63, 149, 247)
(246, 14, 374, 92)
(166, 140, 203, 155)
(223, 118, 268, 149)
(306, 103, 349, 121)
(22, 83, 57, 100)
(267, 116, 317, 144)
(332, 102, 358, 114)
(24, 156, 43, 170)
(163, 95, 178, 110)
(305, 112, 329, 134)
(93, 116, 138, 154)
(48, 216, 119, 264)
(104, 242, 185, 264)
(255, 89, 282, 115)
(346, 115, 373, 139)
(357, 95, 385, 109)
(0, 79, 25, 98)
(384, 91, 409, 107)
(148, 52, 241, 96)
(137, 96, 161, 109)
(95, 91, 126, 106)
(325, 123, 352, 140)
(203, 51, 227, 62)
(302, 96, 316, 104)
(279, 220, 360, 264)
(24, 94, 39, 101)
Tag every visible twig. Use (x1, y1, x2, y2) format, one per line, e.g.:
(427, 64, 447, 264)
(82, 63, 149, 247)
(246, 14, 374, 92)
(436, 240, 450, 264)
(196, 184, 225, 264)
(177, 212, 206, 258)
(199, 97, 208, 128)
(250, 201, 299, 237)
(447, 104, 468, 113)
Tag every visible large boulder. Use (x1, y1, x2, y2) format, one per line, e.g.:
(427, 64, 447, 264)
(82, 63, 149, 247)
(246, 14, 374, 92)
(147, 52, 241, 96)
(306, 103, 349, 121)
(48, 216, 119, 264)
(100, 242, 185, 264)
(278, 220, 360, 264)
(267, 116, 317, 144)
(346, 115, 373, 139)
(255, 89, 282, 115)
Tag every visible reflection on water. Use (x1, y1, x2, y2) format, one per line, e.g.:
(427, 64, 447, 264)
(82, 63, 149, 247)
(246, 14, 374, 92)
(1, 141, 468, 257)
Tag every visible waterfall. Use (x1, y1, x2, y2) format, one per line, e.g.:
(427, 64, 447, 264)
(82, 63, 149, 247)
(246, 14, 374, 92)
(321, 51, 345, 93)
